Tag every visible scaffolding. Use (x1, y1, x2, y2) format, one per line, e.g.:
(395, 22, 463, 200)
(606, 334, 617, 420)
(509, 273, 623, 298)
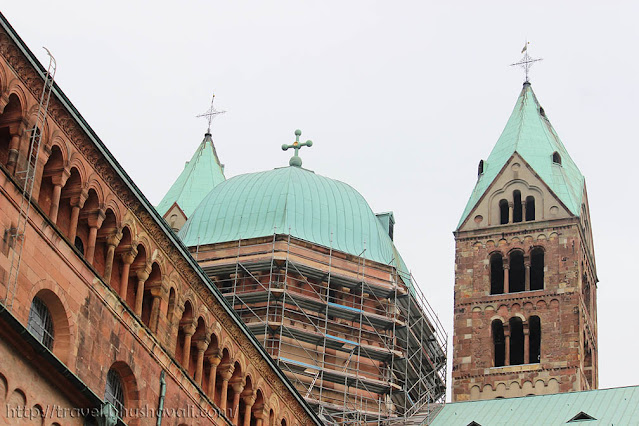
(196, 232, 447, 425)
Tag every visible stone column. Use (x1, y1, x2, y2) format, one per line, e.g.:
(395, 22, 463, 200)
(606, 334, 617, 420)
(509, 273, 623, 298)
(194, 338, 210, 385)
(242, 393, 256, 426)
(504, 329, 510, 366)
(524, 259, 531, 291)
(218, 365, 235, 413)
(85, 209, 105, 263)
(49, 183, 63, 220)
(503, 263, 510, 293)
(254, 408, 266, 426)
(119, 248, 137, 299)
(230, 380, 246, 425)
(524, 325, 530, 364)
(149, 285, 164, 333)
(134, 268, 150, 317)
(7, 132, 21, 175)
(103, 232, 122, 284)
(181, 323, 196, 367)
(47, 168, 70, 223)
(508, 202, 514, 224)
(67, 190, 87, 243)
(522, 201, 527, 221)
(206, 351, 222, 399)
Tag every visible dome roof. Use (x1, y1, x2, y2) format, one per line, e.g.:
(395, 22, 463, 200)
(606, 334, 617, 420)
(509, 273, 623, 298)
(179, 166, 408, 272)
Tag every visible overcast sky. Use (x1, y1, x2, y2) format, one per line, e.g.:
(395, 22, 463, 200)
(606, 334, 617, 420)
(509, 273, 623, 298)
(4, 1, 638, 398)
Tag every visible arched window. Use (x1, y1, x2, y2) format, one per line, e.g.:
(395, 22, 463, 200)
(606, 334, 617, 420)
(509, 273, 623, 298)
(74, 236, 84, 255)
(478, 160, 484, 177)
(499, 199, 509, 225)
(105, 369, 125, 419)
(513, 190, 522, 223)
(490, 253, 504, 295)
(27, 296, 54, 350)
(525, 196, 535, 221)
(509, 251, 525, 293)
(552, 152, 562, 165)
(529, 316, 541, 364)
(530, 248, 544, 290)
(492, 320, 505, 367)
(509, 317, 524, 365)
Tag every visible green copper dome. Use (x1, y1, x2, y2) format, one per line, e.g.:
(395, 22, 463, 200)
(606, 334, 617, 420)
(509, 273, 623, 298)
(179, 166, 409, 274)
(156, 133, 226, 218)
(458, 83, 585, 228)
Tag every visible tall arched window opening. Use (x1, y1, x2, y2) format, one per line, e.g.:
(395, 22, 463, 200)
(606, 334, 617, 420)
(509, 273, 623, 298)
(530, 248, 544, 290)
(513, 190, 523, 223)
(584, 341, 593, 387)
(529, 316, 541, 364)
(525, 196, 535, 221)
(492, 320, 505, 367)
(27, 296, 54, 350)
(583, 274, 591, 312)
(499, 199, 509, 225)
(105, 369, 125, 419)
(509, 317, 524, 365)
(490, 253, 504, 294)
(509, 251, 525, 293)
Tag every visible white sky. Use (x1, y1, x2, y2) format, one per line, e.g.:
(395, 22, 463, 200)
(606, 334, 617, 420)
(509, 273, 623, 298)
(4, 1, 638, 399)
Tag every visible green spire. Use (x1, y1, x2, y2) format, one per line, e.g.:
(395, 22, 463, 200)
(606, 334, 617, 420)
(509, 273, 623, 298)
(156, 132, 226, 218)
(282, 129, 313, 167)
(458, 83, 585, 228)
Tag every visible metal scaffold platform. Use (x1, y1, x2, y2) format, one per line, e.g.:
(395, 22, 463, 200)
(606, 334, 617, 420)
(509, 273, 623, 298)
(197, 233, 447, 425)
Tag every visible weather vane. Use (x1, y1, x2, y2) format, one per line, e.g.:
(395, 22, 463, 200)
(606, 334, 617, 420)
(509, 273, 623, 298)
(282, 129, 313, 167)
(197, 93, 226, 134)
(510, 41, 543, 83)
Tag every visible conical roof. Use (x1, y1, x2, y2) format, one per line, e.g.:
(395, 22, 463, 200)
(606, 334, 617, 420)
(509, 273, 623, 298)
(156, 133, 226, 218)
(458, 83, 585, 228)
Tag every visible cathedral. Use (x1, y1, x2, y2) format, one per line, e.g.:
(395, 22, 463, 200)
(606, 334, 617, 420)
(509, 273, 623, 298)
(2, 8, 639, 426)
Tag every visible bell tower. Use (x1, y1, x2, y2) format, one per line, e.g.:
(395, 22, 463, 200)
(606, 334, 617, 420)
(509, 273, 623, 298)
(452, 81, 598, 401)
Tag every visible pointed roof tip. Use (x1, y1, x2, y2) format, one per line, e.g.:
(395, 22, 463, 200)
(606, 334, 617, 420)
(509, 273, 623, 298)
(156, 132, 226, 218)
(456, 82, 586, 229)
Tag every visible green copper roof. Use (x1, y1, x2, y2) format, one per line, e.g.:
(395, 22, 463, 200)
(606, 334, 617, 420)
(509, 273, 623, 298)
(458, 83, 585, 228)
(430, 386, 639, 425)
(179, 166, 410, 276)
(156, 132, 226, 218)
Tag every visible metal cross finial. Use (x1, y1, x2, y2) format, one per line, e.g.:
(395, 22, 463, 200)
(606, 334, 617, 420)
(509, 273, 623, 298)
(281, 129, 313, 167)
(197, 93, 226, 134)
(510, 41, 543, 83)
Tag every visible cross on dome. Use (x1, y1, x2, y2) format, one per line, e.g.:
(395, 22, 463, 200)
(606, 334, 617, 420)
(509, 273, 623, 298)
(282, 129, 313, 167)
(510, 41, 543, 83)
